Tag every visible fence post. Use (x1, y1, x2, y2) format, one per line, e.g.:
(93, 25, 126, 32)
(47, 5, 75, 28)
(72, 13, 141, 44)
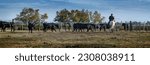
(136, 22, 138, 32)
(104, 22, 106, 31)
(139, 22, 141, 32)
(145, 21, 147, 32)
(120, 21, 122, 32)
(125, 21, 127, 31)
(130, 21, 132, 31)
(148, 21, 150, 32)
(143, 22, 145, 32)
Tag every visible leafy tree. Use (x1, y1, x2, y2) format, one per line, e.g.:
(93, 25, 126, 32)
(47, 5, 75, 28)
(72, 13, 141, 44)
(55, 9, 104, 23)
(72, 9, 89, 23)
(55, 9, 70, 22)
(15, 8, 48, 24)
(41, 13, 48, 22)
(93, 11, 101, 24)
(81, 9, 89, 23)
(15, 8, 48, 30)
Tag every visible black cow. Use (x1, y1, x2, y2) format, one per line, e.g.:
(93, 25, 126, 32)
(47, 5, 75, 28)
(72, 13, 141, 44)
(43, 22, 61, 32)
(73, 23, 96, 32)
(0, 21, 11, 32)
(97, 23, 107, 31)
(28, 22, 35, 33)
(10, 21, 16, 32)
(122, 23, 129, 31)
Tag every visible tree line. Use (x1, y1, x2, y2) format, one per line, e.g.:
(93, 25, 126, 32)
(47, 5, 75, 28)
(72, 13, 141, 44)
(14, 8, 105, 24)
(55, 9, 105, 24)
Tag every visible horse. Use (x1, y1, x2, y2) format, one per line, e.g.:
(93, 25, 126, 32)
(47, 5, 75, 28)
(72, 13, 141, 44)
(97, 20, 116, 32)
(108, 20, 116, 32)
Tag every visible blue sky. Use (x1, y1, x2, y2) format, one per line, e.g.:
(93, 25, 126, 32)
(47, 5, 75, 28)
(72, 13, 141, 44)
(0, 0, 150, 22)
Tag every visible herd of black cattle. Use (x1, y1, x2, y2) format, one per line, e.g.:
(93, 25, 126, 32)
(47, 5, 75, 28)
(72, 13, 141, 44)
(27, 22, 111, 33)
(0, 21, 16, 32)
(0, 20, 113, 33)
(0, 20, 150, 33)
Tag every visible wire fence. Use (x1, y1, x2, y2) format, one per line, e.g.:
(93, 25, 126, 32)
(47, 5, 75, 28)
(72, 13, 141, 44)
(115, 21, 150, 32)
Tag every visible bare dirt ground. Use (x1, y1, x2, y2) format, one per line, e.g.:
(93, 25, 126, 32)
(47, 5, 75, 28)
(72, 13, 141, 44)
(0, 30, 150, 48)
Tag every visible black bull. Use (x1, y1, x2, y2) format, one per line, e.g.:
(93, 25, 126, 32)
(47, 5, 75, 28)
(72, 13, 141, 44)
(28, 22, 35, 33)
(43, 23, 61, 32)
(73, 23, 97, 32)
(43, 23, 108, 32)
(0, 21, 15, 32)
(73, 23, 111, 32)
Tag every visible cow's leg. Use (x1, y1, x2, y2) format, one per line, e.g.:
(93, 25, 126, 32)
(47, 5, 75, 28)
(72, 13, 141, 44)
(43, 28, 45, 32)
(29, 28, 32, 33)
(90, 28, 93, 32)
(30, 28, 33, 33)
(77, 29, 79, 32)
(29, 30, 31, 33)
(11, 26, 15, 32)
(44, 27, 47, 32)
(81, 29, 83, 32)
(50, 27, 52, 32)
(87, 28, 89, 32)
(28, 30, 30, 33)
(3, 27, 6, 32)
(76, 29, 77, 32)
(104, 26, 106, 31)
(54, 29, 56, 32)
(13, 27, 15, 32)
(2, 28, 4, 32)
(11, 27, 13, 32)
(59, 29, 60, 32)
(99, 26, 102, 31)
(29, 29, 31, 33)
(91, 28, 93, 32)
(11, 27, 12, 32)
(72, 28, 74, 32)
(28, 27, 30, 33)
(2, 26, 6, 32)
(68, 27, 71, 31)
(1, 28, 2, 32)
(75, 28, 77, 32)
(64, 26, 67, 32)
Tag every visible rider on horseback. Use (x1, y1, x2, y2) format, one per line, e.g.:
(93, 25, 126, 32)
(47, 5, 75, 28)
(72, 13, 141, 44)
(108, 14, 115, 32)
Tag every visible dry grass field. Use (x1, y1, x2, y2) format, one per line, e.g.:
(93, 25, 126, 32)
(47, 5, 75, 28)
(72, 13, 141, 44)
(0, 31, 150, 48)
